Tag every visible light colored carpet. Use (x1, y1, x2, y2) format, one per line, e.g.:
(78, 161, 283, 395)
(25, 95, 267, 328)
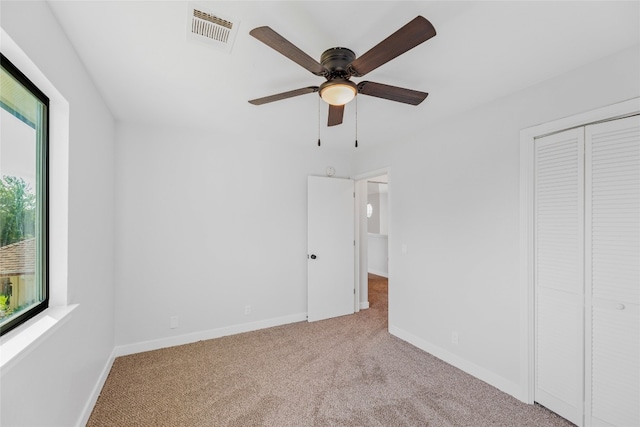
(87, 275, 574, 426)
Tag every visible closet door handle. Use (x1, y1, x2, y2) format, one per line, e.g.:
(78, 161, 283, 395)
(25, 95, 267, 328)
(615, 303, 625, 310)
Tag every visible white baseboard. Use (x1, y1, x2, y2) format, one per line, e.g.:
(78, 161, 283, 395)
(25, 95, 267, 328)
(114, 312, 308, 357)
(77, 347, 116, 427)
(368, 269, 388, 278)
(360, 301, 370, 310)
(389, 325, 522, 401)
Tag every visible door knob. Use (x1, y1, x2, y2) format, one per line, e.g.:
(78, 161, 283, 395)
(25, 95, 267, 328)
(310, 254, 317, 260)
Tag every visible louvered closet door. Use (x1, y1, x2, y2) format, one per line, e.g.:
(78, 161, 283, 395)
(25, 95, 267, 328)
(534, 128, 585, 426)
(585, 115, 640, 427)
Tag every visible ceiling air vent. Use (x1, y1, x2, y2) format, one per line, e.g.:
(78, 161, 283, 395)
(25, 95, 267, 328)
(186, 4, 239, 52)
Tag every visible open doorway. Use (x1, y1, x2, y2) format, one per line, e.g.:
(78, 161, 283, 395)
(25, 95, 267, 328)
(366, 175, 388, 317)
(354, 170, 389, 318)
(366, 176, 388, 277)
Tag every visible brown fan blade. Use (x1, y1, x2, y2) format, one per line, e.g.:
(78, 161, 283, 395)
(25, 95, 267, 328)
(349, 16, 436, 77)
(357, 81, 428, 105)
(327, 104, 344, 126)
(250, 26, 328, 76)
(249, 87, 319, 105)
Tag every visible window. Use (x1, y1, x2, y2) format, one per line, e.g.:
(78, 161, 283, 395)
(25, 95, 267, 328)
(0, 53, 49, 336)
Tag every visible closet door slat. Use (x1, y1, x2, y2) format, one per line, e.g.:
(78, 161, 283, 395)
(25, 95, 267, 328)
(585, 115, 640, 427)
(534, 128, 584, 426)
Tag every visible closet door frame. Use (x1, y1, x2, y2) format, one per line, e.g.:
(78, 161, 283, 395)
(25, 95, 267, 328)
(519, 97, 640, 406)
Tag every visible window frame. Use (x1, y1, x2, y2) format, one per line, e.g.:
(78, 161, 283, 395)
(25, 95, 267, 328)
(0, 53, 49, 336)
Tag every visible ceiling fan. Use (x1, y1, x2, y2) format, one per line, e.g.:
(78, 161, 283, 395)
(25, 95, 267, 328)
(248, 16, 436, 127)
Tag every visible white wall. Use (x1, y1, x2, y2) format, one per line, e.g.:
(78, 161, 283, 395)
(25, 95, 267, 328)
(355, 45, 640, 397)
(367, 190, 381, 233)
(0, 2, 116, 426)
(366, 181, 388, 276)
(114, 123, 356, 350)
(367, 234, 388, 277)
(1, 2, 636, 423)
(379, 190, 388, 236)
(367, 183, 388, 235)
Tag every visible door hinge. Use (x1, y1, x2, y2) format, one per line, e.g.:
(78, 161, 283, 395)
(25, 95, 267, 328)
(354, 288, 356, 294)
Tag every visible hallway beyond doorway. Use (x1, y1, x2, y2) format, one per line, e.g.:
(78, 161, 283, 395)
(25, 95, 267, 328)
(368, 273, 388, 324)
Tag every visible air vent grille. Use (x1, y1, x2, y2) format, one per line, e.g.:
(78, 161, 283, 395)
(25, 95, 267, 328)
(186, 4, 238, 52)
(192, 10, 232, 42)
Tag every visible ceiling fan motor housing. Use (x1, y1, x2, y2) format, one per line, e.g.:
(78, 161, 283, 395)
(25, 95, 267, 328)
(320, 47, 356, 79)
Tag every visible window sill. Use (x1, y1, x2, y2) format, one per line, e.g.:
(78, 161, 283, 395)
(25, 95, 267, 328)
(0, 304, 78, 375)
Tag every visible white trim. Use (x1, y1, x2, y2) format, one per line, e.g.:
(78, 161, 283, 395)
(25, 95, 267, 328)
(1, 28, 70, 307)
(354, 179, 362, 313)
(0, 305, 78, 374)
(519, 124, 536, 403)
(519, 97, 640, 405)
(355, 179, 367, 313)
(77, 347, 116, 427)
(353, 167, 391, 324)
(390, 325, 521, 399)
(351, 167, 390, 181)
(114, 312, 307, 357)
(520, 98, 640, 142)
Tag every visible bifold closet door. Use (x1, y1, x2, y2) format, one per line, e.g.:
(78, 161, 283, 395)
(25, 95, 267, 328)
(585, 115, 640, 427)
(534, 128, 585, 426)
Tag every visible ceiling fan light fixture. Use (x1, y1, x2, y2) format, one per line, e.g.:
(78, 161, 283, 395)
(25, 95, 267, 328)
(319, 79, 357, 106)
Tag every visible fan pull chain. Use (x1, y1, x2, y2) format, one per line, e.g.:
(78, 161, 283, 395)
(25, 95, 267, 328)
(317, 97, 321, 147)
(355, 96, 358, 148)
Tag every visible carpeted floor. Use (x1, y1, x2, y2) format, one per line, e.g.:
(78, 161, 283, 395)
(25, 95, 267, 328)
(87, 274, 574, 426)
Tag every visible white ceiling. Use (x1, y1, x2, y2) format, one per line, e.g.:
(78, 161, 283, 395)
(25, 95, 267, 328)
(47, 1, 640, 149)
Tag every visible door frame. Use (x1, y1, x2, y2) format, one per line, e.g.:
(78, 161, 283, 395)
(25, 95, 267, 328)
(518, 97, 640, 404)
(353, 167, 391, 315)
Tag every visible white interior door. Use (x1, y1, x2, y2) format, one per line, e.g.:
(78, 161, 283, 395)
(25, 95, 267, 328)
(584, 115, 640, 427)
(307, 176, 355, 322)
(534, 128, 585, 426)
